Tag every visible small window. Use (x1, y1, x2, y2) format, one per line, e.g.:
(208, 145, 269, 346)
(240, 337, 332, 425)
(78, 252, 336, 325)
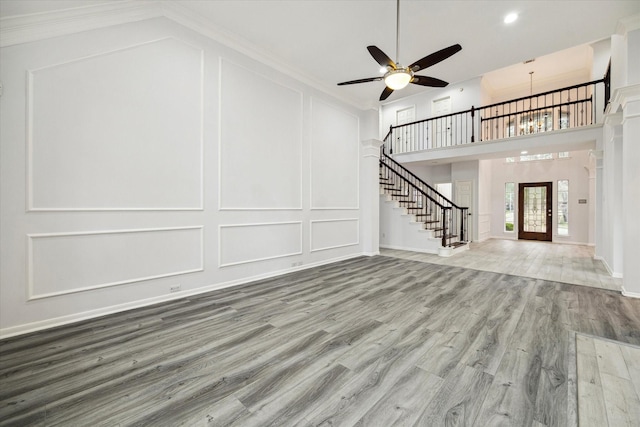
(558, 180, 569, 235)
(520, 153, 553, 161)
(505, 182, 515, 232)
(505, 157, 516, 163)
(558, 151, 569, 158)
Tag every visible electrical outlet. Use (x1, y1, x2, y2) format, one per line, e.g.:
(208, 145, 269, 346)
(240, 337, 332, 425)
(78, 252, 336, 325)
(169, 285, 181, 293)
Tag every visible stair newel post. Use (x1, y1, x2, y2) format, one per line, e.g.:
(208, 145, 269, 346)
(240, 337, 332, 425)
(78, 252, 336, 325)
(470, 106, 475, 143)
(389, 125, 394, 155)
(460, 208, 466, 241)
(441, 208, 448, 248)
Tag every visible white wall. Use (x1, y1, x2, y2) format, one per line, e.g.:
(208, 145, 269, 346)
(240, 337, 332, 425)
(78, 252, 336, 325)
(404, 163, 452, 185)
(0, 16, 375, 336)
(488, 151, 592, 244)
(627, 28, 640, 86)
(591, 38, 611, 80)
(379, 76, 484, 134)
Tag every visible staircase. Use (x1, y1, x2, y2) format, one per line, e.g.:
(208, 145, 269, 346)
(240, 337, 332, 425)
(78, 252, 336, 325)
(379, 147, 469, 256)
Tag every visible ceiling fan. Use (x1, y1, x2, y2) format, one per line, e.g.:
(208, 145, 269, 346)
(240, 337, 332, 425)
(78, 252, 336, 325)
(337, 0, 462, 101)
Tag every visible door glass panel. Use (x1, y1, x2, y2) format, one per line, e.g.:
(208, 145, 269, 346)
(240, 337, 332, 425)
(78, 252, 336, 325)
(523, 186, 547, 232)
(558, 180, 569, 235)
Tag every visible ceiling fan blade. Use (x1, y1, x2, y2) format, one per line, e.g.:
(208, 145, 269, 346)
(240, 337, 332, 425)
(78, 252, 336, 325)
(409, 44, 462, 72)
(367, 46, 397, 70)
(337, 77, 383, 86)
(411, 75, 449, 87)
(380, 86, 394, 101)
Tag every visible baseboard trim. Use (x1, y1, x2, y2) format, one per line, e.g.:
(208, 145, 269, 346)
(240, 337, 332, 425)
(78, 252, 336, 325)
(379, 244, 439, 255)
(0, 252, 364, 339)
(621, 287, 640, 298)
(489, 235, 517, 241)
(595, 256, 623, 278)
(597, 256, 613, 276)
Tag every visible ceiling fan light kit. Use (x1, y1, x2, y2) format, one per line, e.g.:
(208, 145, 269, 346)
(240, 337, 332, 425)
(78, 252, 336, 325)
(337, 0, 462, 101)
(384, 68, 413, 90)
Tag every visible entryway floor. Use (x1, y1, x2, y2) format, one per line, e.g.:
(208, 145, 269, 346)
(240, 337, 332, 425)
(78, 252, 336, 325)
(381, 238, 621, 292)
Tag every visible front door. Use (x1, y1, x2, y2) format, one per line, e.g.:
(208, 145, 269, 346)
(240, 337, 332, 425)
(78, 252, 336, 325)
(518, 182, 552, 241)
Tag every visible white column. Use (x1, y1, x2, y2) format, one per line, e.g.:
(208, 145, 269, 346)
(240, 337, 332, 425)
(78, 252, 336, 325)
(360, 139, 384, 256)
(600, 113, 624, 277)
(611, 120, 624, 277)
(588, 150, 597, 246)
(620, 91, 640, 297)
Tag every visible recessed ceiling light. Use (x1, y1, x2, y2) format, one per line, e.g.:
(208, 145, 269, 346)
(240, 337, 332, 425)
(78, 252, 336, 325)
(504, 12, 518, 24)
(379, 67, 388, 74)
(521, 150, 528, 154)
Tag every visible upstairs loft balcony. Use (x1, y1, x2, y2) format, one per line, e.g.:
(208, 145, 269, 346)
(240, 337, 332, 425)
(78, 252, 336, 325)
(384, 77, 609, 157)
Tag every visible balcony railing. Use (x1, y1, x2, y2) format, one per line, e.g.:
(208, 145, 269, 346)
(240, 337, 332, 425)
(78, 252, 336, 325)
(383, 78, 607, 155)
(386, 108, 476, 154)
(479, 79, 605, 141)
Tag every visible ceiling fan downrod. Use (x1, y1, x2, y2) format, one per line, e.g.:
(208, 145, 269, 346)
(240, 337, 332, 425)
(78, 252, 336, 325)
(395, 0, 401, 65)
(336, 0, 462, 101)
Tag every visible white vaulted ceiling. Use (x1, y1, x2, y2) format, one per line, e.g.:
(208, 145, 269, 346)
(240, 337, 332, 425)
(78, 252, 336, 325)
(1, 0, 639, 109)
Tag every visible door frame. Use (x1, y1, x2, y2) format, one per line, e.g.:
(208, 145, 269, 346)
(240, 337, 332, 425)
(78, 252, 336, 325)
(518, 182, 553, 241)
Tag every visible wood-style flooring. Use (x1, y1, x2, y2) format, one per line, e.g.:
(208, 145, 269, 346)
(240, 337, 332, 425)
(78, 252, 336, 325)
(381, 239, 622, 291)
(576, 334, 640, 426)
(1, 254, 639, 426)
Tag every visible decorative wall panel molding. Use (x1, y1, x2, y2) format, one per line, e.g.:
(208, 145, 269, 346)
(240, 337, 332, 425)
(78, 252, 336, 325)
(27, 226, 204, 300)
(219, 222, 302, 267)
(310, 218, 359, 252)
(27, 38, 204, 211)
(219, 58, 303, 210)
(310, 98, 360, 209)
(478, 213, 492, 242)
(0, 1, 163, 48)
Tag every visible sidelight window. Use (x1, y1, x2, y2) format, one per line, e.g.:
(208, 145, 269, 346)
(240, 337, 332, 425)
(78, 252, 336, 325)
(505, 182, 515, 232)
(558, 180, 569, 235)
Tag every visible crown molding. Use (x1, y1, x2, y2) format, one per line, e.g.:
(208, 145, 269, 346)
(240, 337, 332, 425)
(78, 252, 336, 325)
(608, 83, 640, 116)
(0, 1, 162, 48)
(616, 13, 640, 36)
(0, 0, 366, 110)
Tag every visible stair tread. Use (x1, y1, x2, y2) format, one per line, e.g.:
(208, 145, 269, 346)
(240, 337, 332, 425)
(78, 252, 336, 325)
(448, 241, 467, 248)
(382, 161, 468, 251)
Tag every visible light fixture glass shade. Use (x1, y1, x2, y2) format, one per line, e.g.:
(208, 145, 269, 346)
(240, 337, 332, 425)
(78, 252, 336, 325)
(504, 12, 518, 24)
(384, 70, 412, 90)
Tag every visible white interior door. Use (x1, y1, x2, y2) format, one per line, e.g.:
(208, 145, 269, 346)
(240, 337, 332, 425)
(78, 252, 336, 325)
(432, 97, 451, 148)
(395, 106, 415, 153)
(455, 180, 473, 241)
